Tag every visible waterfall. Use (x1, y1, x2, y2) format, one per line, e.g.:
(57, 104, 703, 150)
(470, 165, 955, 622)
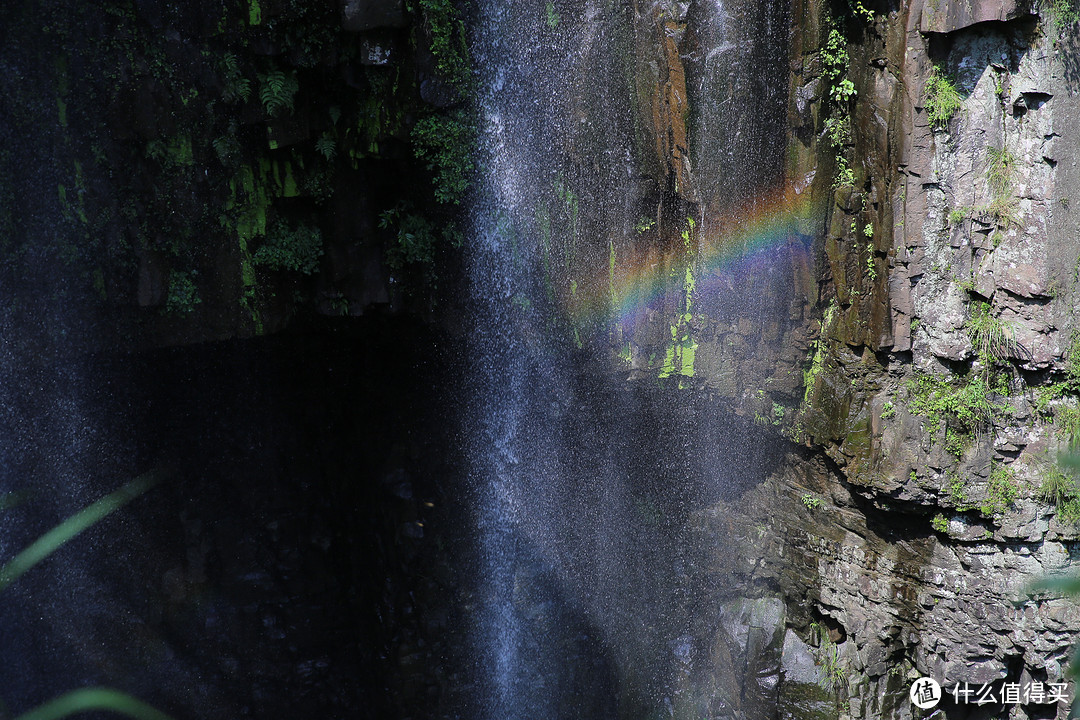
(464, 1, 795, 718)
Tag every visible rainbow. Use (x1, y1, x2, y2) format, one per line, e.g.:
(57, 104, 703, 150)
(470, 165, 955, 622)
(563, 185, 822, 331)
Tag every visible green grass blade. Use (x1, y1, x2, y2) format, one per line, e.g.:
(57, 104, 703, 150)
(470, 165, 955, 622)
(12, 687, 176, 720)
(0, 473, 161, 593)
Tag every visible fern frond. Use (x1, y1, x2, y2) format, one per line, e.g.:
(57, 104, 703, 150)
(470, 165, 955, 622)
(315, 133, 336, 160)
(259, 70, 298, 117)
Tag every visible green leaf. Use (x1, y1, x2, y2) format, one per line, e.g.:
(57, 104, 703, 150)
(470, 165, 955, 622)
(13, 688, 176, 720)
(0, 473, 161, 594)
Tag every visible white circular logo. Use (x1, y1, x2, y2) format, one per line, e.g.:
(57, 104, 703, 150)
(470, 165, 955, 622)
(910, 677, 942, 709)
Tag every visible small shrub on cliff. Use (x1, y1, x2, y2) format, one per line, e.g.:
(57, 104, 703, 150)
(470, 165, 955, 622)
(924, 65, 962, 130)
(944, 427, 967, 459)
(1040, 464, 1079, 508)
(545, 1, 560, 28)
(253, 220, 323, 275)
(830, 78, 857, 103)
(833, 158, 856, 189)
(967, 300, 1017, 370)
(847, 0, 875, 22)
(379, 204, 462, 271)
(983, 463, 1019, 516)
(1061, 498, 1080, 522)
(412, 109, 475, 204)
(931, 513, 949, 533)
(1050, 0, 1080, 30)
(906, 372, 1001, 433)
(165, 270, 201, 315)
(947, 472, 969, 508)
(824, 116, 850, 147)
(412, 0, 472, 89)
(809, 622, 846, 691)
(986, 147, 1016, 196)
(314, 132, 337, 161)
(821, 28, 851, 99)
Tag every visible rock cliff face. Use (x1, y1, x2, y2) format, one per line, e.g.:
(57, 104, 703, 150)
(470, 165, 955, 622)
(627, 0, 1080, 717)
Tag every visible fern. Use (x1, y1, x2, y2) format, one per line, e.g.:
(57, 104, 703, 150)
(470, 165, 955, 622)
(315, 133, 336, 161)
(221, 53, 251, 104)
(212, 127, 241, 168)
(259, 70, 299, 117)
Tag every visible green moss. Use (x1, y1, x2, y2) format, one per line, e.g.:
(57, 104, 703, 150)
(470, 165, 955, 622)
(802, 300, 837, 406)
(680, 340, 697, 378)
(248, 0, 262, 26)
(536, 202, 555, 303)
(269, 160, 299, 198)
(608, 240, 616, 307)
(92, 268, 107, 301)
(146, 135, 195, 167)
(659, 227, 698, 380)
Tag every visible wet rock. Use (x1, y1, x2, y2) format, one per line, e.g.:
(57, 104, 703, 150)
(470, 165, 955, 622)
(919, 0, 1035, 34)
(341, 0, 406, 31)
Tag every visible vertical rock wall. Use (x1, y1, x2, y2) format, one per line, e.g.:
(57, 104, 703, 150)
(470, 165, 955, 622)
(655, 1, 1080, 718)
(599, 1, 1080, 718)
